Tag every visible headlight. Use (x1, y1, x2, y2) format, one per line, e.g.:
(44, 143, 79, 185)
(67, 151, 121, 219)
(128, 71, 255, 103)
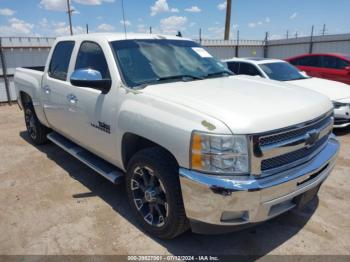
(333, 101, 345, 109)
(190, 131, 249, 175)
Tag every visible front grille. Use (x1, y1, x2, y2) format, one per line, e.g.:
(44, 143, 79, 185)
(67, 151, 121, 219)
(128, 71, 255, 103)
(261, 133, 329, 171)
(251, 112, 334, 175)
(260, 115, 332, 147)
(334, 118, 350, 125)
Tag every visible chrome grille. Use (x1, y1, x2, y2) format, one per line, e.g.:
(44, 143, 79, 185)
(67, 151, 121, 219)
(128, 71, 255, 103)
(250, 111, 333, 176)
(261, 133, 329, 171)
(260, 115, 331, 147)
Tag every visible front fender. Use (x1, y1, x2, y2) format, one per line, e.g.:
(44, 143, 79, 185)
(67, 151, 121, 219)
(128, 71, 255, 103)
(116, 93, 232, 169)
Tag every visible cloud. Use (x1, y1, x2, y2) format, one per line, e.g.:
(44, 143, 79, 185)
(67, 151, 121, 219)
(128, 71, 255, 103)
(290, 12, 297, 19)
(97, 23, 115, 31)
(120, 20, 131, 26)
(0, 17, 34, 36)
(185, 6, 201, 13)
(137, 24, 147, 33)
(54, 24, 85, 35)
(248, 22, 256, 28)
(39, 0, 113, 11)
(39, 0, 67, 11)
(160, 15, 187, 34)
(150, 0, 178, 16)
(0, 8, 16, 16)
(217, 2, 226, 11)
(248, 17, 270, 28)
(37, 19, 86, 36)
(74, 0, 114, 5)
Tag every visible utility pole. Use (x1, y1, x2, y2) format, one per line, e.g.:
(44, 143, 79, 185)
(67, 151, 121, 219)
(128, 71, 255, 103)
(286, 30, 289, 39)
(295, 31, 298, 38)
(86, 24, 89, 34)
(199, 28, 202, 44)
(149, 26, 152, 34)
(224, 0, 232, 40)
(309, 25, 314, 54)
(66, 0, 73, 35)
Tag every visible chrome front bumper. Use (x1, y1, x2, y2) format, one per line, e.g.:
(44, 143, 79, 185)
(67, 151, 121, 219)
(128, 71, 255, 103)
(179, 135, 339, 232)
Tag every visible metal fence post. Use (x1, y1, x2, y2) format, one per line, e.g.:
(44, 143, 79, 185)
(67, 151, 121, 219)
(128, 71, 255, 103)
(235, 30, 240, 57)
(0, 37, 11, 105)
(309, 25, 314, 54)
(263, 32, 268, 58)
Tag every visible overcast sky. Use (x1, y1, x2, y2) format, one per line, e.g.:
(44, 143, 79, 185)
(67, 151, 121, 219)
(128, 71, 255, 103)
(0, 0, 349, 40)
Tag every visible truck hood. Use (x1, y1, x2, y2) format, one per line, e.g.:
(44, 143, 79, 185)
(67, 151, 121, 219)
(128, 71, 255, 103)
(288, 77, 350, 101)
(142, 75, 332, 134)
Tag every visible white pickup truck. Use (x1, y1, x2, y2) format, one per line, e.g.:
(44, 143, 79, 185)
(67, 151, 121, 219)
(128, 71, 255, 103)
(15, 33, 339, 239)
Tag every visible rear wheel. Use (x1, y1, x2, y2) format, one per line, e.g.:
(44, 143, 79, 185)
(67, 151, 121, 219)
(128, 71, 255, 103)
(23, 101, 50, 145)
(126, 147, 189, 239)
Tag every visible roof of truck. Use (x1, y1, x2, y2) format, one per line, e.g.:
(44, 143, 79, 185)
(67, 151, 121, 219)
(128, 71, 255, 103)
(56, 32, 191, 42)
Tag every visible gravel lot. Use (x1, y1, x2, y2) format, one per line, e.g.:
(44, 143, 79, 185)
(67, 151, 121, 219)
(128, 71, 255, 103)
(0, 104, 349, 256)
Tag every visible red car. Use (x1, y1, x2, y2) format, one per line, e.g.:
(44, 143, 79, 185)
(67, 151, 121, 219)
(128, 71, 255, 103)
(286, 53, 350, 85)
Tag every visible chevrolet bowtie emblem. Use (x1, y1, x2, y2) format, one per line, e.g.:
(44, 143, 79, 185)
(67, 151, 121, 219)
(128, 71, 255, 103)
(305, 129, 320, 148)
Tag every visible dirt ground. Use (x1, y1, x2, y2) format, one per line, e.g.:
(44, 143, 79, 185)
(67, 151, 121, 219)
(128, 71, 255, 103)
(0, 104, 349, 256)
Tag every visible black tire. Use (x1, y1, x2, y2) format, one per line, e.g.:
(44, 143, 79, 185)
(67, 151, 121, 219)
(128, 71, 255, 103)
(126, 147, 189, 239)
(23, 101, 50, 145)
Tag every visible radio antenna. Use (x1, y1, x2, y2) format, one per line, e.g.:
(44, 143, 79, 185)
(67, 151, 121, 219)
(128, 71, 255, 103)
(121, 0, 127, 38)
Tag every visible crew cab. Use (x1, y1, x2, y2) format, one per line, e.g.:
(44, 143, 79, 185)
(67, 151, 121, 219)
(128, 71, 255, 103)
(224, 57, 350, 128)
(15, 33, 339, 239)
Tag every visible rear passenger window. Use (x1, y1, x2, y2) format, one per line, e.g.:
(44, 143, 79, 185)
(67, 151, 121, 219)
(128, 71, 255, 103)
(321, 56, 350, 69)
(227, 62, 240, 74)
(48, 41, 75, 81)
(293, 56, 321, 67)
(75, 41, 110, 79)
(238, 63, 261, 76)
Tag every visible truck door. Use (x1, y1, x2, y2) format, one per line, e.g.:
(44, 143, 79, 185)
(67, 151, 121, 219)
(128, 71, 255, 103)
(62, 41, 118, 164)
(41, 41, 75, 135)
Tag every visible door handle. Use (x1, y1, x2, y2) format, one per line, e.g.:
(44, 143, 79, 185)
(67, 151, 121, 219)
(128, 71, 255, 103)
(43, 85, 51, 94)
(67, 94, 78, 104)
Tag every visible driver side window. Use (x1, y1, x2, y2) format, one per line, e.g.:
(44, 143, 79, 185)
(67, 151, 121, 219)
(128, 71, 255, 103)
(75, 41, 111, 79)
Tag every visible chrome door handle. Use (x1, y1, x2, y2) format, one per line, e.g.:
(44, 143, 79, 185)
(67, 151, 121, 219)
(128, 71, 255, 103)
(67, 94, 78, 104)
(43, 85, 51, 94)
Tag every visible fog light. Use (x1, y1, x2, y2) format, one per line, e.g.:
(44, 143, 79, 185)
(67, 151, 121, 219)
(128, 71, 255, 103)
(221, 211, 248, 222)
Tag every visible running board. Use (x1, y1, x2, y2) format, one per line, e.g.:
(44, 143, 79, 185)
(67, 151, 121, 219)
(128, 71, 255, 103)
(47, 132, 124, 184)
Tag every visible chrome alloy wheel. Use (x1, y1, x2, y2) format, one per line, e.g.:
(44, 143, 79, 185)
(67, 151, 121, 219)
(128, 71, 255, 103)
(131, 166, 169, 227)
(25, 109, 37, 140)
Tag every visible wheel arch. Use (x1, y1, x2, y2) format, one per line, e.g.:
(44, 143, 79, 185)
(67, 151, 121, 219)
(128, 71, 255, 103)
(121, 132, 179, 171)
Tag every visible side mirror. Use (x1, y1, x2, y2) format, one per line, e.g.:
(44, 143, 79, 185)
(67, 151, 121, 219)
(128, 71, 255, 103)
(70, 68, 111, 93)
(345, 66, 350, 73)
(300, 71, 308, 77)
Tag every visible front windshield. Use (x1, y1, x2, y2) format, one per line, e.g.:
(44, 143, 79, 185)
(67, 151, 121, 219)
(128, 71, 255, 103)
(110, 39, 230, 87)
(260, 62, 308, 81)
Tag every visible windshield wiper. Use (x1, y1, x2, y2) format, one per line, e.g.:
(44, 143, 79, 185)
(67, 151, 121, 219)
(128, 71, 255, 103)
(202, 70, 233, 79)
(157, 74, 204, 81)
(135, 74, 203, 87)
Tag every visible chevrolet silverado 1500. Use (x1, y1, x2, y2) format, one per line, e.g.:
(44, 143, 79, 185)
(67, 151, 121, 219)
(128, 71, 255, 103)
(15, 33, 339, 239)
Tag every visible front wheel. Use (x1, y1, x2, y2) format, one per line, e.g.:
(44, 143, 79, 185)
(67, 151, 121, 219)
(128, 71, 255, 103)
(24, 102, 50, 145)
(126, 147, 189, 239)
